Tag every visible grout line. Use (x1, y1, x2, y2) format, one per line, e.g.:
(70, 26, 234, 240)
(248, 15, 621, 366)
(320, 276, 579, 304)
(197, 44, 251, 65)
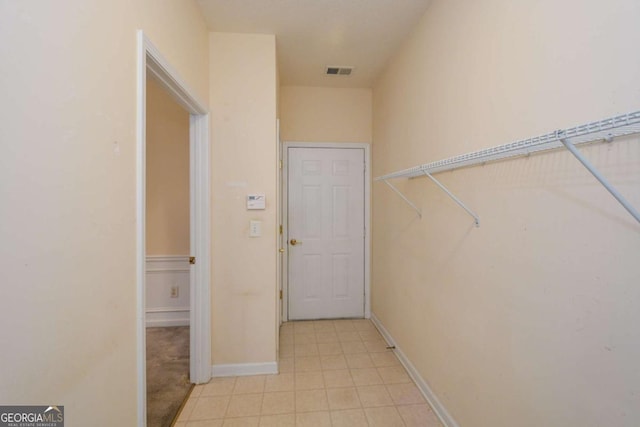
(370, 314, 457, 427)
(186, 319, 444, 425)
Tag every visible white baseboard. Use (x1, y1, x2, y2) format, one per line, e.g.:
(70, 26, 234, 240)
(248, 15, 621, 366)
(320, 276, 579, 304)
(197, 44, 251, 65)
(212, 362, 278, 378)
(370, 313, 460, 427)
(146, 318, 189, 327)
(146, 307, 190, 327)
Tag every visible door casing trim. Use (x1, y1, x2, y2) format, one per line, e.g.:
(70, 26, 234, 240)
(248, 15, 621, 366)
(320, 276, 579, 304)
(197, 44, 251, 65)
(136, 31, 212, 427)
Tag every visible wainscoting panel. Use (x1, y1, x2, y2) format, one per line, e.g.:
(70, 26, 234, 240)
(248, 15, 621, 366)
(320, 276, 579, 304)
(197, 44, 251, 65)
(146, 255, 190, 327)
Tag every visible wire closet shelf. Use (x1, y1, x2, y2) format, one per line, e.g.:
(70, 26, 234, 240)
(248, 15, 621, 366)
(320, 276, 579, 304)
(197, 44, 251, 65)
(375, 110, 640, 225)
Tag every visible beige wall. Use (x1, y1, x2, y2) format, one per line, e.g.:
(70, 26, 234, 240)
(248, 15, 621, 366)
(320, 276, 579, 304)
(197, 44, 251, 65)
(210, 33, 278, 366)
(0, 0, 208, 425)
(146, 77, 190, 255)
(372, 1, 640, 427)
(146, 79, 190, 255)
(280, 86, 372, 143)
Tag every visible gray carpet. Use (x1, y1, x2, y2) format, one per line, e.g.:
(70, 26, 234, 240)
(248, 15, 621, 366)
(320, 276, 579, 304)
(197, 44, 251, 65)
(146, 326, 192, 427)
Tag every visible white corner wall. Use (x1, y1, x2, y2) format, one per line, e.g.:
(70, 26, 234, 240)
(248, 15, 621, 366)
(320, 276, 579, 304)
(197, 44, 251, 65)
(372, 1, 640, 427)
(209, 32, 278, 372)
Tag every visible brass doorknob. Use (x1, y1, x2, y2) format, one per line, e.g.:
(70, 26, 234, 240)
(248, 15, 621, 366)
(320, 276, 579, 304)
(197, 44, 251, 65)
(289, 239, 301, 246)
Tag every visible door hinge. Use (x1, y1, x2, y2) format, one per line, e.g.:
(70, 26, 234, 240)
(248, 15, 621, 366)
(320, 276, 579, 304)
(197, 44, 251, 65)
(279, 290, 283, 300)
(279, 225, 283, 235)
(279, 160, 283, 170)
(189, 256, 196, 265)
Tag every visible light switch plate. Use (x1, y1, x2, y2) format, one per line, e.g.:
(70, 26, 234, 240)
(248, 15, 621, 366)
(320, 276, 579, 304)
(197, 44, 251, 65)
(249, 220, 262, 237)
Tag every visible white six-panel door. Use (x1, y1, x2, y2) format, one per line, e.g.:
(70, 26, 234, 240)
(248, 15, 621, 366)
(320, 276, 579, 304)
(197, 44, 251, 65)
(288, 147, 365, 320)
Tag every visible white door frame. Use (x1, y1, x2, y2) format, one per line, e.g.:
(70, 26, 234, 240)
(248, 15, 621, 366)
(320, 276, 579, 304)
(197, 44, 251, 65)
(281, 142, 371, 322)
(136, 31, 211, 427)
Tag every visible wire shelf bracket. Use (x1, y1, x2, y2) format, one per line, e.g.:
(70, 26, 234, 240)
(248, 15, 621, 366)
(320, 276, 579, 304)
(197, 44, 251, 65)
(383, 179, 422, 218)
(423, 171, 480, 227)
(375, 110, 640, 226)
(559, 135, 640, 224)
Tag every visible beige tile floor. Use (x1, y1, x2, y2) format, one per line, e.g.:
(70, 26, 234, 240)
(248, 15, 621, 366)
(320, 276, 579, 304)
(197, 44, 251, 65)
(175, 319, 442, 427)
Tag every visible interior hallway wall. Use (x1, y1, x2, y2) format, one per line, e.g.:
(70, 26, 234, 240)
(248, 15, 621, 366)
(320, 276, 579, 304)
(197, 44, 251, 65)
(210, 32, 278, 368)
(146, 77, 190, 256)
(145, 77, 191, 327)
(280, 86, 372, 143)
(0, 0, 209, 425)
(371, 1, 640, 426)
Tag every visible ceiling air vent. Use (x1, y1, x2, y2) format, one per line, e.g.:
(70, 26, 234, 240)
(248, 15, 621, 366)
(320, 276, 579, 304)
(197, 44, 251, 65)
(326, 66, 353, 76)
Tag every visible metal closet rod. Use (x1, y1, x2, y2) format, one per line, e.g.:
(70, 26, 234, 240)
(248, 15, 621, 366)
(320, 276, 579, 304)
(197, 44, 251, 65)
(376, 110, 640, 225)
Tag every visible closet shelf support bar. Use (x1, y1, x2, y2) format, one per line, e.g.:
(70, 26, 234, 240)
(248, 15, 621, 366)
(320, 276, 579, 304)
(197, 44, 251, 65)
(423, 171, 480, 227)
(559, 136, 640, 224)
(383, 180, 422, 218)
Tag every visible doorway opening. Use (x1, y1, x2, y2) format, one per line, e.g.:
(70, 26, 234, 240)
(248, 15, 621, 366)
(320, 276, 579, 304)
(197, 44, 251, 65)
(145, 74, 191, 426)
(136, 32, 211, 427)
(281, 142, 371, 322)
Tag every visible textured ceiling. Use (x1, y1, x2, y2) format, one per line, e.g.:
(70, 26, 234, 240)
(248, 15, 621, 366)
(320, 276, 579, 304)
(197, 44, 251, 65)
(196, 0, 431, 88)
